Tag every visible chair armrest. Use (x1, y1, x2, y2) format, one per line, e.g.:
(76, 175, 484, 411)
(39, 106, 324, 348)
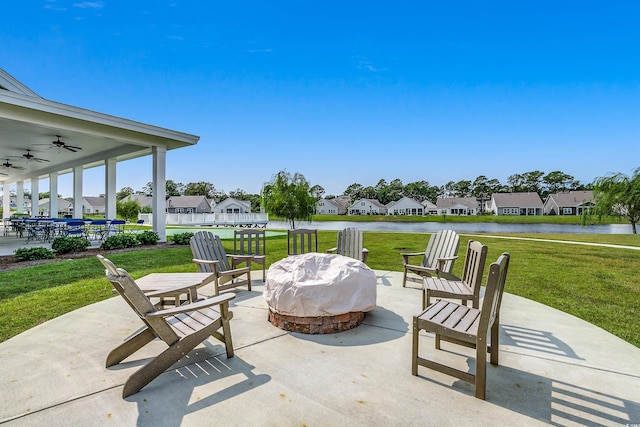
(401, 252, 424, 264)
(192, 258, 220, 265)
(229, 254, 254, 261)
(405, 264, 438, 275)
(146, 293, 235, 318)
(144, 283, 200, 298)
(326, 247, 337, 254)
(219, 266, 251, 277)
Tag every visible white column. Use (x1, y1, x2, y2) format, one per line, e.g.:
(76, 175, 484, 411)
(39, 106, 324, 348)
(105, 158, 117, 219)
(50, 172, 59, 218)
(1, 182, 9, 219)
(31, 177, 39, 216)
(16, 181, 24, 215)
(73, 166, 83, 218)
(152, 145, 167, 242)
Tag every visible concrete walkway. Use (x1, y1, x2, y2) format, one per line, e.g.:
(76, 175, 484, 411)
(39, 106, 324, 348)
(1, 270, 639, 426)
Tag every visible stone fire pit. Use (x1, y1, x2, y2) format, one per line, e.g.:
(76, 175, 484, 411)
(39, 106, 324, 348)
(264, 253, 377, 334)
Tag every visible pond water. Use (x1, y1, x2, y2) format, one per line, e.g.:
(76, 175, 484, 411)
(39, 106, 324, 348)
(266, 220, 632, 234)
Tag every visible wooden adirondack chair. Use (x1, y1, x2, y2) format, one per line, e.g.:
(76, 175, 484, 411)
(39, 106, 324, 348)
(412, 253, 511, 400)
(233, 229, 267, 281)
(190, 231, 252, 295)
(97, 255, 235, 398)
(326, 227, 369, 262)
(287, 229, 318, 255)
(401, 229, 460, 287)
(422, 240, 488, 310)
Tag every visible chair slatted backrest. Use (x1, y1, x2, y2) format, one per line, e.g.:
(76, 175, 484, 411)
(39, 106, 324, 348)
(336, 227, 364, 260)
(423, 230, 460, 271)
(478, 253, 511, 336)
(287, 229, 318, 255)
(97, 255, 179, 344)
(190, 231, 232, 272)
(234, 229, 266, 257)
(461, 240, 489, 295)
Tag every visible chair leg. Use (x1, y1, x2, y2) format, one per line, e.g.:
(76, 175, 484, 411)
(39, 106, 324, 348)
(490, 318, 500, 366)
(422, 288, 430, 310)
(475, 336, 487, 400)
(402, 268, 408, 287)
(106, 328, 155, 367)
(122, 327, 214, 398)
(411, 317, 419, 375)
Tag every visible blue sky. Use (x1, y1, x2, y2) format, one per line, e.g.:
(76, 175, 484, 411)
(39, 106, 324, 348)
(2, 1, 639, 197)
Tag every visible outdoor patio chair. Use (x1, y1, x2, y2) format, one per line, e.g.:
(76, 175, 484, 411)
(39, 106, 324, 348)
(127, 219, 145, 234)
(287, 228, 318, 255)
(422, 240, 488, 310)
(401, 229, 460, 287)
(233, 229, 267, 281)
(97, 255, 235, 398)
(326, 227, 369, 262)
(190, 231, 252, 295)
(412, 252, 510, 400)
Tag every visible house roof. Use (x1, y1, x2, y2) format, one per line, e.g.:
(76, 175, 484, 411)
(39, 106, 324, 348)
(492, 192, 543, 207)
(421, 200, 438, 209)
(547, 191, 594, 207)
(83, 196, 106, 208)
(436, 197, 478, 209)
(217, 197, 250, 208)
(166, 195, 207, 208)
(386, 196, 422, 208)
(350, 198, 387, 209)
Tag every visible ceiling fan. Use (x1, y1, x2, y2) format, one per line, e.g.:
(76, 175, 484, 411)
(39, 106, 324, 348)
(1, 159, 26, 170)
(51, 135, 82, 152)
(8, 150, 50, 163)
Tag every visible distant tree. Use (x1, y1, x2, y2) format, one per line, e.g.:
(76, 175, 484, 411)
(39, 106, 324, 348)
(507, 174, 525, 193)
(116, 199, 141, 223)
(443, 181, 455, 198)
(184, 181, 217, 198)
(403, 180, 431, 201)
(116, 186, 134, 200)
(262, 171, 316, 228)
(229, 188, 247, 200)
(166, 180, 184, 197)
(593, 168, 640, 234)
(452, 180, 472, 197)
(543, 171, 574, 196)
(343, 183, 363, 200)
(310, 185, 325, 200)
(140, 182, 153, 197)
(360, 186, 377, 200)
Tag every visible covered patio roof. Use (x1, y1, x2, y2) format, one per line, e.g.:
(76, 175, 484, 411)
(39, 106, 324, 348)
(0, 69, 200, 241)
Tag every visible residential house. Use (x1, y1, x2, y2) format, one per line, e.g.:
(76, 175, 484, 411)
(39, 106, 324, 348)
(38, 198, 73, 217)
(166, 195, 212, 214)
(348, 198, 388, 215)
(83, 197, 105, 215)
(386, 196, 424, 216)
(436, 197, 479, 216)
(421, 200, 439, 215)
(543, 190, 594, 215)
(487, 192, 543, 216)
(316, 197, 349, 215)
(215, 197, 251, 214)
(124, 194, 153, 211)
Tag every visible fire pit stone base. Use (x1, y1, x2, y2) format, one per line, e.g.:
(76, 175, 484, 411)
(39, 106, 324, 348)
(268, 309, 365, 334)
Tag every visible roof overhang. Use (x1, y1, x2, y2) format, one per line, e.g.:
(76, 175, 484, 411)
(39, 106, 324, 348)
(0, 69, 199, 184)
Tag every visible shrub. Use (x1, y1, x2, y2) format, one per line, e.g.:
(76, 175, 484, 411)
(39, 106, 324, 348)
(101, 234, 139, 250)
(137, 230, 160, 245)
(170, 232, 194, 245)
(51, 236, 91, 254)
(14, 247, 55, 262)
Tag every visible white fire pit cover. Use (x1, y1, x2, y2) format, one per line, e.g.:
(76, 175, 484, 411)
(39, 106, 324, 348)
(264, 253, 377, 317)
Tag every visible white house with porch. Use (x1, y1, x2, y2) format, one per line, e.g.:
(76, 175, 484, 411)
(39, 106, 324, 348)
(0, 68, 199, 241)
(386, 196, 424, 215)
(215, 197, 251, 214)
(436, 197, 479, 216)
(487, 192, 544, 216)
(543, 190, 594, 216)
(348, 198, 388, 215)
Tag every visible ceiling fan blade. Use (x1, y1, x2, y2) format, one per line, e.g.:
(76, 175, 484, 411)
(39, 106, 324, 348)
(65, 145, 82, 151)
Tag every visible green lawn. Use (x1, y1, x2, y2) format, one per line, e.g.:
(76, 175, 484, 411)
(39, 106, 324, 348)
(1, 230, 639, 348)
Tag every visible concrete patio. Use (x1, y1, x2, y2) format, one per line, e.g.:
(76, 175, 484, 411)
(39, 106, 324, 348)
(1, 267, 639, 426)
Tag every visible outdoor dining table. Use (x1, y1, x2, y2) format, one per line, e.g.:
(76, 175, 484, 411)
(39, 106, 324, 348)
(135, 272, 215, 306)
